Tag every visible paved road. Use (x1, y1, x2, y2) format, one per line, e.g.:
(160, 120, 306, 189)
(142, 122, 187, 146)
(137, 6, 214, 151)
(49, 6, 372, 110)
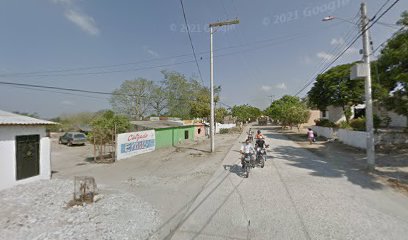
(169, 127, 408, 240)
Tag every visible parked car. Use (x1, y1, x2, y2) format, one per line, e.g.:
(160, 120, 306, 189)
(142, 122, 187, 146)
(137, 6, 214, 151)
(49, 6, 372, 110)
(59, 132, 87, 146)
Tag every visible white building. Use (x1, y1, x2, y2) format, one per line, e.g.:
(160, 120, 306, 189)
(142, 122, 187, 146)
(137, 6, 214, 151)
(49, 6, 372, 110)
(0, 110, 55, 190)
(320, 104, 407, 128)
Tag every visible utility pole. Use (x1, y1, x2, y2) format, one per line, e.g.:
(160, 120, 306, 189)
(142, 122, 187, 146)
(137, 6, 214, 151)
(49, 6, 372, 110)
(361, 2, 375, 170)
(209, 19, 239, 153)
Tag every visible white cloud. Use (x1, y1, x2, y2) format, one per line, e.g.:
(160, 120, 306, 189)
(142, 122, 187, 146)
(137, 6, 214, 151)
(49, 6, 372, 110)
(275, 83, 287, 90)
(52, 0, 100, 36)
(261, 85, 272, 91)
(61, 100, 74, 105)
(317, 51, 334, 61)
(64, 9, 100, 35)
(331, 37, 345, 45)
(143, 46, 159, 58)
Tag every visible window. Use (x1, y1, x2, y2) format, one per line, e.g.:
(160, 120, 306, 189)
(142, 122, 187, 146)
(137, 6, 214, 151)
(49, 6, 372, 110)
(184, 130, 189, 139)
(198, 128, 201, 134)
(321, 110, 329, 119)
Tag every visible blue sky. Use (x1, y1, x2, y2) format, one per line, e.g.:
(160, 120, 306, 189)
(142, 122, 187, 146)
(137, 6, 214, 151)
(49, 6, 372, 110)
(0, 0, 406, 118)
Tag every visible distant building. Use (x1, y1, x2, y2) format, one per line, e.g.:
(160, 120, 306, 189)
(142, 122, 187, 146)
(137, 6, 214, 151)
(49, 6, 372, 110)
(131, 120, 195, 149)
(0, 110, 56, 190)
(320, 104, 407, 128)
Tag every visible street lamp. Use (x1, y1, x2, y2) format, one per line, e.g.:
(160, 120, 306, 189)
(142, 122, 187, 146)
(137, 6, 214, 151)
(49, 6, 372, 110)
(322, 2, 376, 170)
(322, 16, 358, 25)
(209, 19, 239, 153)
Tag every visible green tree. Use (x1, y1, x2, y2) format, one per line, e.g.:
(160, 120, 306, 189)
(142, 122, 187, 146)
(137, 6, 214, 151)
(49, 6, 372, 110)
(110, 78, 154, 120)
(215, 107, 228, 123)
(231, 104, 262, 122)
(377, 11, 408, 118)
(89, 110, 130, 161)
(149, 86, 167, 116)
(161, 70, 196, 119)
(265, 95, 310, 129)
(308, 63, 364, 123)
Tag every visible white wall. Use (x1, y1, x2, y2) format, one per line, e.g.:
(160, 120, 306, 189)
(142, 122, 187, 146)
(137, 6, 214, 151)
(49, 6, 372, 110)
(215, 123, 236, 134)
(337, 129, 368, 149)
(311, 126, 336, 139)
(0, 126, 51, 191)
(327, 106, 356, 124)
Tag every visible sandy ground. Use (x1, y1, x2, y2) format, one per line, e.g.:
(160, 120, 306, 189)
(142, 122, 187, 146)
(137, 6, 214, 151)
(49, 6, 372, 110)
(0, 132, 240, 240)
(50, 132, 240, 239)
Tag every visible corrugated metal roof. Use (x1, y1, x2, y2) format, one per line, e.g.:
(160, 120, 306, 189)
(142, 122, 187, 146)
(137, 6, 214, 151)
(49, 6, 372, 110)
(0, 110, 56, 125)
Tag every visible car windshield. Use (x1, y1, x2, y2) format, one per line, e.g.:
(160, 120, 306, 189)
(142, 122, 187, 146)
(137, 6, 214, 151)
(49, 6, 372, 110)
(74, 134, 86, 138)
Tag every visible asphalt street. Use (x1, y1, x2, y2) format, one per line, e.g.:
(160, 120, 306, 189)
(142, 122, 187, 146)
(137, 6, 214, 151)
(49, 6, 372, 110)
(169, 127, 408, 240)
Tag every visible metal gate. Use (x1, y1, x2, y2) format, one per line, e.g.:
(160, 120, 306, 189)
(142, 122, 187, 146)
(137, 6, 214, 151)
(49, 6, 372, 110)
(16, 135, 40, 180)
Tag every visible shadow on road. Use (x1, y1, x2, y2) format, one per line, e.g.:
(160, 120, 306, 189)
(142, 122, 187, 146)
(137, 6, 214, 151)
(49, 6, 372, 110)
(223, 164, 247, 178)
(271, 143, 384, 190)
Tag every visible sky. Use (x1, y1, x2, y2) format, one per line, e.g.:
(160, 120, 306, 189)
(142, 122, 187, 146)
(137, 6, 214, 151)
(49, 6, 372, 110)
(0, 0, 406, 118)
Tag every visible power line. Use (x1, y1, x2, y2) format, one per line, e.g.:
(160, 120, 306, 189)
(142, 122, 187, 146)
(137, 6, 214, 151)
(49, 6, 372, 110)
(294, 10, 361, 96)
(371, 0, 392, 21)
(294, 0, 400, 96)
(179, 0, 205, 85)
(0, 80, 223, 105)
(0, 22, 346, 79)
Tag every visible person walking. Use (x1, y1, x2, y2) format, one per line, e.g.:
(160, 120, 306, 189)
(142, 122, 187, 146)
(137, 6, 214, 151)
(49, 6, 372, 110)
(307, 128, 315, 144)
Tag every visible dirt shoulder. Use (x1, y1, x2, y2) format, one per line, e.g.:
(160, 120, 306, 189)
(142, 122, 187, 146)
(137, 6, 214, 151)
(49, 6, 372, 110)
(253, 125, 408, 194)
(51, 131, 241, 239)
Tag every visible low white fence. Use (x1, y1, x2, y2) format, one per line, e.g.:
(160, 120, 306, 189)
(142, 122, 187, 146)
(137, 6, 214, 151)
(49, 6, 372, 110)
(216, 123, 236, 134)
(312, 126, 408, 149)
(311, 126, 336, 139)
(337, 129, 368, 149)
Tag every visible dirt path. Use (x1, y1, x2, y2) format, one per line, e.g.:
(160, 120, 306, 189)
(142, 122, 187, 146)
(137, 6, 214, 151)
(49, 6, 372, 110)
(51, 133, 240, 239)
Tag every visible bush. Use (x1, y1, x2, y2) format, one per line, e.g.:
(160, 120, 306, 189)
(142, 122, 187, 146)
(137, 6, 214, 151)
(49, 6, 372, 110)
(338, 121, 352, 129)
(315, 118, 336, 128)
(219, 128, 229, 134)
(349, 116, 382, 131)
(350, 118, 366, 131)
(373, 114, 382, 129)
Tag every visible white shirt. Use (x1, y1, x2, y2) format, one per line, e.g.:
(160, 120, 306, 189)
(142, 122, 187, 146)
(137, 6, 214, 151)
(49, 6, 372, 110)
(240, 143, 255, 154)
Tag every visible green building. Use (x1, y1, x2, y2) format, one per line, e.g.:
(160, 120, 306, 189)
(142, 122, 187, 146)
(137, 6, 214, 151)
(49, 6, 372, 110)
(131, 121, 195, 149)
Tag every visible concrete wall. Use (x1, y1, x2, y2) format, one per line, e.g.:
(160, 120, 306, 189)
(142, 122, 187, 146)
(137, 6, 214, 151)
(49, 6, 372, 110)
(311, 126, 336, 139)
(0, 126, 51, 191)
(155, 126, 195, 149)
(373, 105, 407, 128)
(215, 123, 236, 134)
(337, 129, 368, 149)
(194, 125, 206, 139)
(313, 127, 408, 149)
(376, 131, 408, 145)
(326, 106, 356, 124)
(304, 110, 320, 126)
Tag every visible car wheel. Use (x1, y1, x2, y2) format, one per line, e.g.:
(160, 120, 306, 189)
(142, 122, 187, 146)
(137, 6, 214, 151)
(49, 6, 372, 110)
(58, 139, 62, 144)
(68, 141, 73, 146)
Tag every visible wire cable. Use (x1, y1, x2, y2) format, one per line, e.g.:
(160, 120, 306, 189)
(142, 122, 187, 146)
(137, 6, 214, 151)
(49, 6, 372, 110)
(179, 0, 205, 85)
(294, 0, 400, 96)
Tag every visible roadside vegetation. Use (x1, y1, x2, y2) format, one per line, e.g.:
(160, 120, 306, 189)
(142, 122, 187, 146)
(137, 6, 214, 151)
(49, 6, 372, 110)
(308, 11, 408, 128)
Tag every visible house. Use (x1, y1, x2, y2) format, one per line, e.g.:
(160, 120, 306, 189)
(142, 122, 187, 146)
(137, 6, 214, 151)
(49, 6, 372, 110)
(0, 110, 55, 190)
(131, 120, 195, 149)
(320, 104, 407, 127)
(194, 123, 207, 139)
